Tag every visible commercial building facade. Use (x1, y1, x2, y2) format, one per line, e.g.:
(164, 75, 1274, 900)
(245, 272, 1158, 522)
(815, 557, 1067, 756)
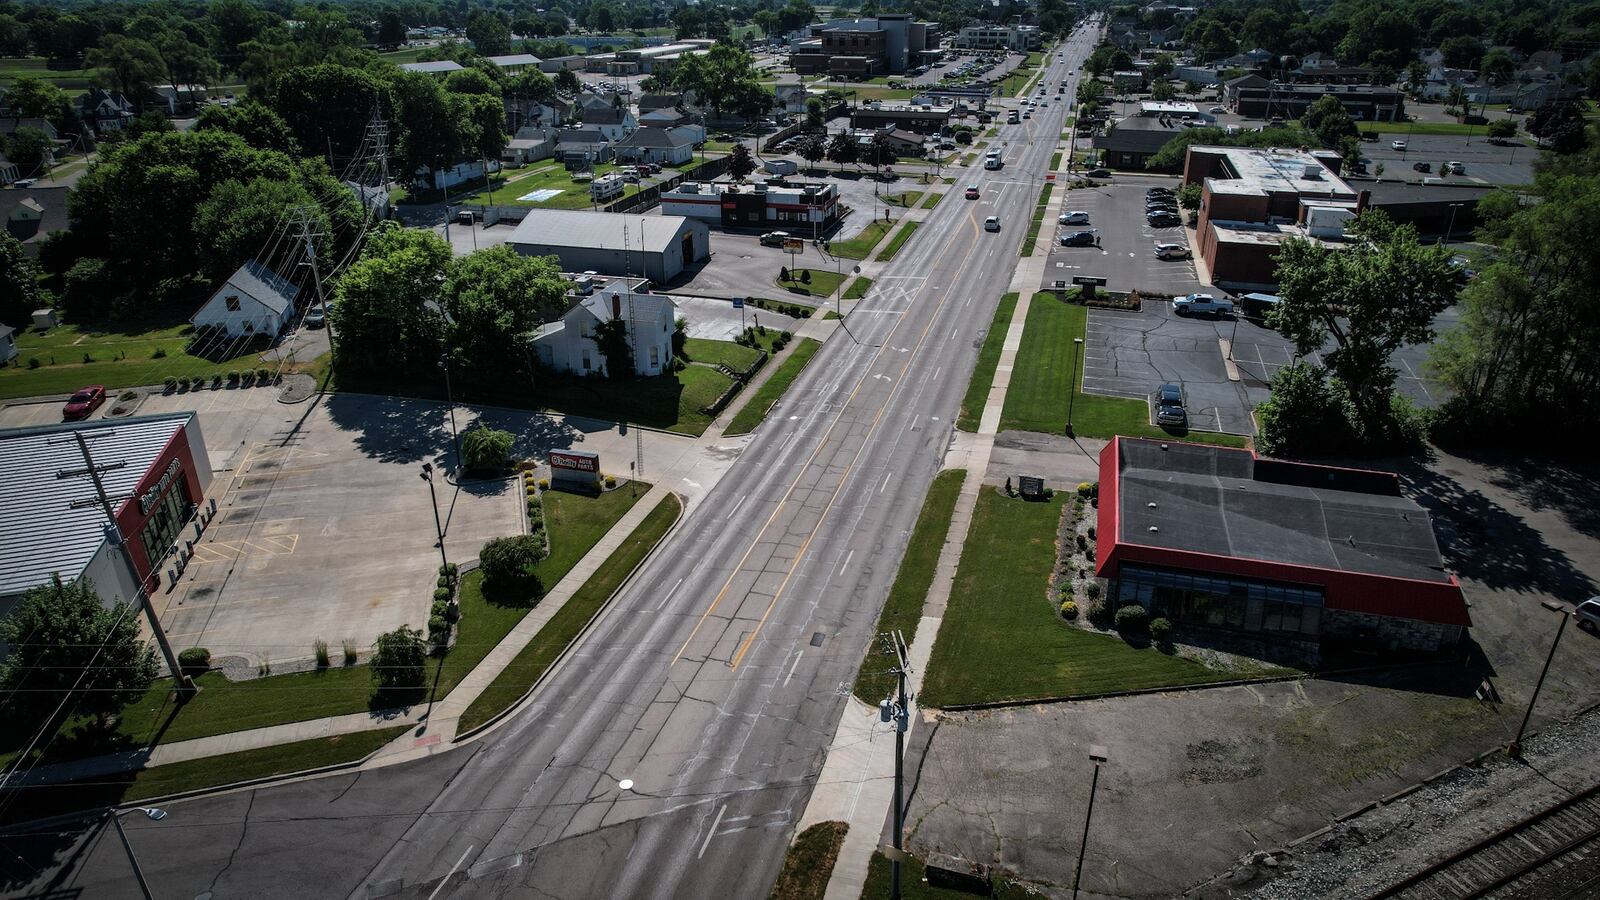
(660, 180, 841, 229)
(790, 15, 936, 77)
(1096, 437, 1470, 656)
(849, 106, 951, 134)
(951, 24, 1041, 51)
(1228, 81, 1405, 122)
(0, 413, 212, 621)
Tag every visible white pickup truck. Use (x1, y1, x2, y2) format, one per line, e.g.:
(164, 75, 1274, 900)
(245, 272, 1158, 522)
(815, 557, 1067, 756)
(1172, 292, 1235, 317)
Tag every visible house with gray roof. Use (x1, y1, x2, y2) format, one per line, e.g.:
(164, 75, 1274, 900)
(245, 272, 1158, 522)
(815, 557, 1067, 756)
(190, 260, 300, 339)
(581, 103, 637, 141)
(612, 125, 701, 165)
(530, 282, 678, 377)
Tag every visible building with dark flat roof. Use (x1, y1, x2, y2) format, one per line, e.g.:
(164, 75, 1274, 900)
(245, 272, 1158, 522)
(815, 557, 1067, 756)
(1229, 81, 1405, 122)
(1096, 437, 1469, 654)
(1092, 117, 1186, 170)
(849, 106, 951, 134)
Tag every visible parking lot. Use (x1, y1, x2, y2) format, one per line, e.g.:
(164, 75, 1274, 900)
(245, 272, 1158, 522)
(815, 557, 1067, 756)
(1042, 179, 1203, 296)
(1359, 132, 1536, 186)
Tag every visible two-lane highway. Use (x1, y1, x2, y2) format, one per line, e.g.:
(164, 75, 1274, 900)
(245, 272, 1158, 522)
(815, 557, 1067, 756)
(3, 22, 1103, 900)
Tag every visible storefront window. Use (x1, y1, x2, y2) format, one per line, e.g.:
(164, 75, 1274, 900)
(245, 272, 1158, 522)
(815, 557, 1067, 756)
(1118, 564, 1323, 636)
(139, 478, 193, 567)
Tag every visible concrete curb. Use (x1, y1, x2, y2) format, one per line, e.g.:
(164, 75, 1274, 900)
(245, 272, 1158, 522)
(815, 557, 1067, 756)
(451, 491, 686, 744)
(934, 654, 1472, 713)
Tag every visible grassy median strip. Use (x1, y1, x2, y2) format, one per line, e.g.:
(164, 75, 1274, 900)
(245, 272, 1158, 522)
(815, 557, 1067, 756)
(998, 293, 1248, 446)
(919, 191, 944, 209)
(723, 338, 822, 436)
(829, 220, 892, 259)
(458, 493, 684, 734)
(3, 727, 410, 825)
(1021, 183, 1055, 257)
(1050, 150, 1063, 170)
(955, 292, 1018, 432)
(842, 276, 873, 300)
(769, 821, 848, 900)
(876, 221, 920, 261)
(853, 470, 965, 704)
(920, 492, 1230, 707)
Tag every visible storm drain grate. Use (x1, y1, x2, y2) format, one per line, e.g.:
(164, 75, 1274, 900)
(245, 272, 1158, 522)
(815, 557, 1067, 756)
(810, 632, 826, 647)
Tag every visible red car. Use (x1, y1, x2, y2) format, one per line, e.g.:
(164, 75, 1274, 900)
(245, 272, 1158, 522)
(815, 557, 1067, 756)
(62, 385, 107, 420)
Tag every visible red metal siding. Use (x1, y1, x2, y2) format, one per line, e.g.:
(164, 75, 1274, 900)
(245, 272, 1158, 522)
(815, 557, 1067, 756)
(1094, 438, 1120, 579)
(113, 424, 204, 591)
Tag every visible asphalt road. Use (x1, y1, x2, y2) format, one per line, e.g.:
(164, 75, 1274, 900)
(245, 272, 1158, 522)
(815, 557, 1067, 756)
(0, 24, 1102, 900)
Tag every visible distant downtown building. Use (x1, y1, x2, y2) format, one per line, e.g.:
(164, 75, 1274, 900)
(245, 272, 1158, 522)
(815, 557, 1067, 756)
(1096, 437, 1470, 658)
(951, 24, 1041, 51)
(790, 15, 937, 77)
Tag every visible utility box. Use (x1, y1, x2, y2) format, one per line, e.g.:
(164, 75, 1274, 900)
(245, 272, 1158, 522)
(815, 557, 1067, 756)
(923, 852, 991, 895)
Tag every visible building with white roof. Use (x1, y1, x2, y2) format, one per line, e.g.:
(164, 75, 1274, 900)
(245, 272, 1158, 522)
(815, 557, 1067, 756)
(507, 210, 710, 282)
(398, 60, 465, 76)
(0, 413, 212, 620)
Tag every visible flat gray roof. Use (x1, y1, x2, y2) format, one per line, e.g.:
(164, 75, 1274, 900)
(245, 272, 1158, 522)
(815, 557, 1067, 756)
(0, 413, 195, 598)
(508, 210, 698, 255)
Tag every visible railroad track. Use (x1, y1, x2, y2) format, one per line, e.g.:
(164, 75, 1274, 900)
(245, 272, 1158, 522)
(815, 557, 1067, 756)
(1367, 781, 1600, 900)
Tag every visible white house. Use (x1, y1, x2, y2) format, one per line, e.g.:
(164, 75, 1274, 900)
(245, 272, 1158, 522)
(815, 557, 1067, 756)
(612, 125, 700, 165)
(531, 285, 677, 377)
(502, 126, 557, 165)
(190, 260, 299, 339)
(775, 77, 809, 114)
(0, 324, 16, 365)
(581, 104, 637, 141)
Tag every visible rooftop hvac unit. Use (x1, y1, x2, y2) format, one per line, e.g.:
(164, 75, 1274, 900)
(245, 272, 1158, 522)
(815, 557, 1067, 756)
(1303, 164, 1322, 179)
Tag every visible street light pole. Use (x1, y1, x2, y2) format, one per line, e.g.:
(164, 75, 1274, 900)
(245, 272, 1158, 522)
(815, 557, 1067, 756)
(881, 630, 911, 900)
(1066, 336, 1083, 436)
(1071, 746, 1109, 900)
(109, 807, 166, 900)
(441, 353, 460, 472)
(420, 464, 449, 572)
(1444, 202, 1462, 245)
(1510, 600, 1570, 759)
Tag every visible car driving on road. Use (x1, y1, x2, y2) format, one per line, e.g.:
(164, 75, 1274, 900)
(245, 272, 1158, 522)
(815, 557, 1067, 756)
(965, 184, 981, 199)
(1391, 140, 1407, 150)
(759, 231, 790, 247)
(1172, 292, 1234, 317)
(984, 215, 1001, 231)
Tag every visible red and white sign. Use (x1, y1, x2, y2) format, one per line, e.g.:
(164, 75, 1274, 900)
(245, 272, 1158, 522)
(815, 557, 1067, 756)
(550, 450, 600, 473)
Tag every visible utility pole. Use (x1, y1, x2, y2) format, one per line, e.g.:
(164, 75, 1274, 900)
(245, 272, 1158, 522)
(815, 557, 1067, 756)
(1510, 600, 1571, 758)
(292, 204, 336, 373)
(110, 812, 154, 900)
(879, 630, 911, 900)
(59, 432, 192, 694)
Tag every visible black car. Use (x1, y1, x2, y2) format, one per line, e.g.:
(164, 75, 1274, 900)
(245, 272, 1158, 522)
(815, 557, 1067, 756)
(1413, 161, 1431, 172)
(1155, 383, 1187, 427)
(1146, 188, 1175, 197)
(1059, 230, 1096, 247)
(1148, 211, 1181, 227)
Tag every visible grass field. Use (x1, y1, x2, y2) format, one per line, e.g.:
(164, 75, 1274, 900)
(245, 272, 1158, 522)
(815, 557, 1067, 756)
(458, 492, 682, 733)
(919, 491, 1233, 707)
(829, 219, 892, 259)
(998, 293, 1248, 447)
(1021, 183, 1055, 257)
(842, 276, 873, 300)
(770, 822, 848, 900)
(853, 470, 965, 703)
(450, 161, 641, 210)
(682, 338, 761, 371)
(776, 267, 847, 298)
(540, 365, 734, 435)
(723, 338, 821, 435)
(883, 190, 924, 207)
(955, 292, 1018, 432)
(1, 489, 640, 774)
(919, 191, 944, 209)
(0, 56, 96, 90)
(0, 319, 265, 400)
(876, 221, 919, 261)
(1051, 150, 1063, 170)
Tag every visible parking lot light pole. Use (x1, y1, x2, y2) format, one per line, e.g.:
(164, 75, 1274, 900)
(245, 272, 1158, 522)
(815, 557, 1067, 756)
(1072, 746, 1109, 900)
(1066, 336, 1084, 436)
(1443, 203, 1463, 246)
(110, 807, 167, 900)
(1510, 600, 1570, 759)
(420, 464, 449, 572)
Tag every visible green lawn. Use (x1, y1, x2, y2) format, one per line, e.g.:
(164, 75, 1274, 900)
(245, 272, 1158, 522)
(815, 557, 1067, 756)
(458, 493, 682, 733)
(829, 220, 893, 259)
(1357, 120, 1511, 136)
(884, 190, 924, 207)
(956, 292, 1018, 432)
(1, 727, 410, 825)
(3, 490, 640, 770)
(854, 470, 965, 703)
(777, 267, 847, 298)
(450, 161, 642, 210)
(1021, 183, 1055, 257)
(876, 221, 919, 261)
(0, 319, 266, 400)
(842, 276, 873, 300)
(999, 293, 1248, 447)
(919, 191, 944, 209)
(682, 337, 762, 371)
(723, 338, 822, 435)
(0, 57, 97, 90)
(770, 822, 848, 900)
(539, 365, 734, 435)
(749, 296, 816, 318)
(920, 491, 1233, 707)
(1051, 150, 1063, 170)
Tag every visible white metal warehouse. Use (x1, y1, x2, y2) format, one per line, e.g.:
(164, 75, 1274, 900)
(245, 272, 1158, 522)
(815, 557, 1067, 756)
(506, 210, 710, 283)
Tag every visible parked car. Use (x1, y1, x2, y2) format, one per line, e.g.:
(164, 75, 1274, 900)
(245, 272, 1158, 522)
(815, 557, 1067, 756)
(1208, 106, 1225, 113)
(1413, 162, 1431, 172)
(1446, 160, 1466, 174)
(984, 215, 1001, 232)
(1391, 140, 1407, 151)
(1172, 292, 1234, 317)
(965, 184, 981, 199)
(1576, 596, 1600, 633)
(1059, 210, 1090, 225)
(304, 306, 327, 328)
(1155, 383, 1187, 427)
(1085, 168, 1110, 178)
(1060, 230, 1095, 246)
(1154, 242, 1190, 260)
(1148, 211, 1182, 227)
(759, 231, 791, 246)
(62, 386, 107, 421)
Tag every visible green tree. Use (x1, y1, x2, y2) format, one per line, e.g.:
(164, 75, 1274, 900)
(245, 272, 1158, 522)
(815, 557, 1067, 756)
(668, 43, 770, 120)
(1486, 118, 1518, 141)
(194, 100, 300, 154)
(0, 576, 158, 732)
(1299, 94, 1357, 148)
(1, 231, 43, 328)
(1438, 35, 1484, 70)
(87, 35, 168, 110)
(673, 6, 705, 39)
(1527, 102, 1587, 153)
(208, 0, 266, 65)
(461, 424, 515, 471)
(446, 67, 499, 96)
(1148, 53, 1175, 80)
(329, 223, 451, 373)
(593, 318, 634, 378)
(1271, 211, 1457, 438)
(505, 70, 557, 105)
(555, 68, 581, 94)
(266, 64, 390, 166)
(826, 130, 857, 170)
(5, 76, 73, 126)
(370, 625, 428, 693)
(4, 127, 55, 176)
(797, 132, 826, 170)
(194, 177, 327, 282)
(1254, 363, 1354, 457)
(155, 31, 221, 107)
(728, 142, 756, 181)
(1149, 80, 1177, 101)
(1481, 48, 1516, 85)
(478, 534, 548, 588)
(467, 10, 511, 56)
(378, 11, 407, 48)
(805, 96, 825, 128)
(444, 247, 568, 378)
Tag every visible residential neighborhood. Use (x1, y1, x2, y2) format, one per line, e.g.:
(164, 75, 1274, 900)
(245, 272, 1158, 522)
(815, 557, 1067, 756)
(1, 1, 1599, 899)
